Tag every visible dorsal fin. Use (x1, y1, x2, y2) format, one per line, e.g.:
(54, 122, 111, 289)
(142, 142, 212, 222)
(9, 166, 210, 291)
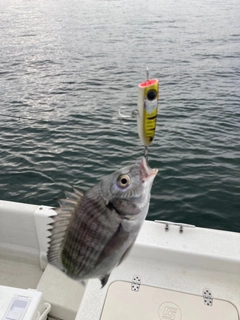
(47, 188, 84, 270)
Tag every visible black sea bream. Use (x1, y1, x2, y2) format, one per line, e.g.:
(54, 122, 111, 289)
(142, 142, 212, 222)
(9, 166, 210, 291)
(47, 157, 158, 287)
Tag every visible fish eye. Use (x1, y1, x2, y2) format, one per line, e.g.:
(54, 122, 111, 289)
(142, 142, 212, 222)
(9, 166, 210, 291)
(117, 174, 131, 188)
(147, 89, 157, 101)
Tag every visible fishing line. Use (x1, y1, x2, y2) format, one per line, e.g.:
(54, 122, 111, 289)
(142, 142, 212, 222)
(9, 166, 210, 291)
(0, 113, 54, 123)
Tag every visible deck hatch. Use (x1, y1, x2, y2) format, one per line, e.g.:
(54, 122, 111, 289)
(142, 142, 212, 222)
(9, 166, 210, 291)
(100, 281, 239, 320)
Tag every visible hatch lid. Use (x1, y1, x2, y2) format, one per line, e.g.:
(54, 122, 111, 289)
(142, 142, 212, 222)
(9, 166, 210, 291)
(100, 281, 239, 320)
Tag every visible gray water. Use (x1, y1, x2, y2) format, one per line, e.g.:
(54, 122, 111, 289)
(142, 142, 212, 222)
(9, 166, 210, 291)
(1, 0, 240, 232)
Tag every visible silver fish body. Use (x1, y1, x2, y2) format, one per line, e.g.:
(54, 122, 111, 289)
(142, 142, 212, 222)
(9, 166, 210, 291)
(47, 157, 158, 286)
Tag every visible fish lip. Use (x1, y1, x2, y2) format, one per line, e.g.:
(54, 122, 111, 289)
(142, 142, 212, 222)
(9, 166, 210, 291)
(140, 157, 158, 181)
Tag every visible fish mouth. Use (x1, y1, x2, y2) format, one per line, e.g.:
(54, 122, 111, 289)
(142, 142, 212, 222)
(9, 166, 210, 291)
(140, 157, 158, 181)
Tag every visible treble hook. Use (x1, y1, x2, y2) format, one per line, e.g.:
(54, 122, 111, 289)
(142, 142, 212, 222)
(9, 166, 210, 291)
(118, 107, 138, 119)
(112, 107, 138, 125)
(118, 107, 131, 119)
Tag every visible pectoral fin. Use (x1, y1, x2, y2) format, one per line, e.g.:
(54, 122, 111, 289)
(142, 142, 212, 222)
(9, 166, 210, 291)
(98, 236, 136, 288)
(96, 223, 129, 266)
(97, 224, 131, 288)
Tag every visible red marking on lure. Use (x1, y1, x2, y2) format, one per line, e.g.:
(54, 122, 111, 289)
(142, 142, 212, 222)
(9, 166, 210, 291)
(139, 79, 158, 88)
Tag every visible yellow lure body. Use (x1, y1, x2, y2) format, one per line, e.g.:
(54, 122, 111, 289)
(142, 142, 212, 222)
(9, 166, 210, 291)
(137, 79, 159, 147)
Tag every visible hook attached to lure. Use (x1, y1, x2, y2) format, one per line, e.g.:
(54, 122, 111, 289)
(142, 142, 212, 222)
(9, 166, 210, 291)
(118, 108, 138, 119)
(118, 69, 159, 159)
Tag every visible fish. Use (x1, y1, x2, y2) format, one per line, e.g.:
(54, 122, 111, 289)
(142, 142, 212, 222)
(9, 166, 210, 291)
(47, 157, 158, 287)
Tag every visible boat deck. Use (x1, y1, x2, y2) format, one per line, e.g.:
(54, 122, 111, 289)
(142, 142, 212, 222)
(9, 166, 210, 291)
(0, 200, 240, 319)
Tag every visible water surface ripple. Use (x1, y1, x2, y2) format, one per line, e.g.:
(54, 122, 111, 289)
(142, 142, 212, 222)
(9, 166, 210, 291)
(1, 0, 240, 232)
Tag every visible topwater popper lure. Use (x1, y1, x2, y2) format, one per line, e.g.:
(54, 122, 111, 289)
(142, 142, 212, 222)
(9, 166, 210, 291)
(137, 71, 159, 148)
(118, 70, 159, 158)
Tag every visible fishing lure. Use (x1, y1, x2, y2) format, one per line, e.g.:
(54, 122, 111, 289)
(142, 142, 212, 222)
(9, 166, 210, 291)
(137, 74, 159, 147)
(118, 70, 159, 158)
